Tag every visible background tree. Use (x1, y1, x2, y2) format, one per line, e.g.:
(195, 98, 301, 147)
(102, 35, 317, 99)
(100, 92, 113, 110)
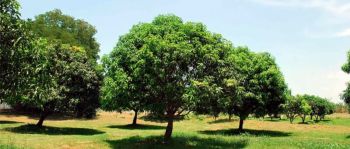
(28, 9, 100, 61)
(297, 95, 312, 123)
(304, 94, 335, 121)
(4, 41, 101, 126)
(102, 14, 232, 141)
(100, 54, 150, 126)
(27, 9, 101, 118)
(284, 95, 301, 124)
(342, 51, 350, 108)
(334, 103, 348, 113)
(314, 98, 335, 121)
(218, 47, 287, 131)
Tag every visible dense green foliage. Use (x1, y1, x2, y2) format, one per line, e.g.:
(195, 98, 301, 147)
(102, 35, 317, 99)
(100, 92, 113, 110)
(28, 9, 102, 118)
(220, 48, 287, 130)
(26, 9, 102, 118)
(342, 51, 350, 108)
(284, 94, 311, 123)
(285, 94, 335, 123)
(28, 9, 100, 61)
(303, 95, 335, 121)
(1, 1, 101, 125)
(0, 0, 33, 103)
(101, 14, 233, 140)
(4, 41, 101, 126)
(191, 47, 287, 131)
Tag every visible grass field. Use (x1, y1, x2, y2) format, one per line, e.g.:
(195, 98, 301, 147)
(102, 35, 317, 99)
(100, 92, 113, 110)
(1, 111, 350, 149)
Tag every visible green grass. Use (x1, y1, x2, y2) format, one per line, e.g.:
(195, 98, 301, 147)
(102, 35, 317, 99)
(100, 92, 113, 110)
(1, 112, 350, 149)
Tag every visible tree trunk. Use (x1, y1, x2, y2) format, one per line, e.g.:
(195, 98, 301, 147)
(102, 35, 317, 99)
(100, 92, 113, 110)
(238, 118, 244, 132)
(36, 111, 48, 127)
(310, 114, 313, 120)
(289, 116, 294, 124)
(132, 109, 138, 126)
(228, 114, 232, 121)
(164, 113, 174, 142)
(302, 115, 306, 123)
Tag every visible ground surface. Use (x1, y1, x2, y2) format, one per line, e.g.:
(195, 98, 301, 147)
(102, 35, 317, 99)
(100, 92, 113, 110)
(0, 111, 350, 149)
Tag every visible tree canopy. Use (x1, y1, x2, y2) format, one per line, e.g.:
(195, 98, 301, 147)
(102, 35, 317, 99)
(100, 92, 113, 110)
(101, 14, 233, 141)
(0, 0, 35, 103)
(28, 9, 100, 61)
(1, 0, 101, 125)
(284, 94, 311, 123)
(303, 94, 335, 121)
(218, 47, 287, 131)
(9, 41, 101, 126)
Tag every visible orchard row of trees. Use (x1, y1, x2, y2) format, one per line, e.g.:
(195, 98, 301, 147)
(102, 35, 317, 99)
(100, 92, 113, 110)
(0, 0, 338, 142)
(284, 94, 335, 124)
(99, 14, 335, 141)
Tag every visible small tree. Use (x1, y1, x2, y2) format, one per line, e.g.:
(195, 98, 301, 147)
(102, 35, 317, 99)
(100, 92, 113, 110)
(100, 55, 150, 126)
(304, 94, 335, 121)
(284, 95, 301, 124)
(223, 48, 287, 131)
(297, 95, 312, 123)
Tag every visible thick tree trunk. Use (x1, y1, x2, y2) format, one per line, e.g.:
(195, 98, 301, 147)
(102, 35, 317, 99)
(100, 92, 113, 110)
(132, 109, 138, 126)
(238, 118, 244, 132)
(36, 112, 48, 127)
(164, 114, 174, 142)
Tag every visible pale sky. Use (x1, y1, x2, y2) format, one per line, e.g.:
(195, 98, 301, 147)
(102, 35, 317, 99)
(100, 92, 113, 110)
(18, 0, 350, 103)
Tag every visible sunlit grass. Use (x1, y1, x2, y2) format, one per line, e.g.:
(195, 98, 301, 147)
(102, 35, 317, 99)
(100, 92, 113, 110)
(1, 111, 350, 148)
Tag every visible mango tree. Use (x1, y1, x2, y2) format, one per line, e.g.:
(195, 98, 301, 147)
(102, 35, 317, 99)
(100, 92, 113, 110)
(220, 47, 287, 131)
(27, 9, 101, 118)
(101, 14, 232, 141)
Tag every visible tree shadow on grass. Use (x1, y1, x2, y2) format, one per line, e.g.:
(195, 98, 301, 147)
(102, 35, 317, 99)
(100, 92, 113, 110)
(264, 119, 287, 122)
(107, 124, 165, 130)
(199, 129, 291, 137)
(297, 120, 316, 125)
(106, 135, 248, 149)
(314, 119, 331, 123)
(208, 119, 237, 124)
(0, 110, 97, 121)
(346, 135, 350, 139)
(0, 120, 22, 124)
(5, 124, 105, 135)
(140, 115, 185, 123)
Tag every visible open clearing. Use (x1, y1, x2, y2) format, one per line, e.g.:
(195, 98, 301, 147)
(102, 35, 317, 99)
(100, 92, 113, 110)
(1, 112, 350, 149)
